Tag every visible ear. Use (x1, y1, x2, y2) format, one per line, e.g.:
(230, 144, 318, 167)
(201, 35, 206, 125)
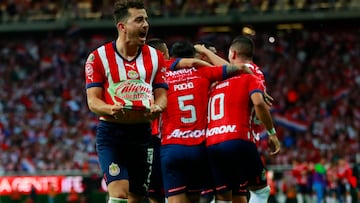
(117, 22, 126, 32)
(230, 50, 237, 60)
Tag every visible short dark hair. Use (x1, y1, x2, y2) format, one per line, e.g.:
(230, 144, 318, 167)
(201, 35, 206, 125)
(146, 38, 168, 56)
(171, 40, 196, 58)
(231, 35, 254, 59)
(146, 38, 166, 50)
(113, 0, 145, 24)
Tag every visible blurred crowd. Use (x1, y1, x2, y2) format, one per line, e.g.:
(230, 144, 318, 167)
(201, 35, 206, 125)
(272, 157, 359, 202)
(0, 31, 107, 175)
(0, 0, 359, 23)
(0, 18, 359, 200)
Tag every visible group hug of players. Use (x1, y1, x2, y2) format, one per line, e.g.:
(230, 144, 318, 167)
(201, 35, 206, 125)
(84, 2, 280, 202)
(145, 37, 281, 203)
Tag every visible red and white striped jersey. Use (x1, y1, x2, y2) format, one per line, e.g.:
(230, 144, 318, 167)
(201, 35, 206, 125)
(85, 41, 168, 113)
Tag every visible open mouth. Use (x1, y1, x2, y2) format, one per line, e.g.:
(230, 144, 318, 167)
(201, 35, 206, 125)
(139, 31, 147, 38)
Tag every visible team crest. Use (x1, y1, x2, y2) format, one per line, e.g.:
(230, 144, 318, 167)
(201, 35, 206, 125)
(127, 70, 139, 79)
(86, 53, 95, 63)
(85, 63, 94, 82)
(109, 162, 120, 176)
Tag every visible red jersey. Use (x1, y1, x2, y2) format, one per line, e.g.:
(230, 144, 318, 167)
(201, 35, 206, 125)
(85, 42, 168, 115)
(245, 62, 265, 84)
(206, 74, 265, 146)
(160, 58, 227, 145)
(151, 118, 160, 137)
(291, 162, 309, 185)
(337, 161, 357, 187)
(245, 62, 267, 135)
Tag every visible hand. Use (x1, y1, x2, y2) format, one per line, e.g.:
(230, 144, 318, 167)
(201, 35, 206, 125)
(111, 103, 125, 119)
(151, 104, 163, 113)
(264, 91, 274, 106)
(194, 44, 208, 54)
(268, 134, 281, 156)
(144, 104, 163, 120)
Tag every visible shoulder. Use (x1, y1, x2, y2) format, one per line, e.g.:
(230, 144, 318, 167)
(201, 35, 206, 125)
(243, 74, 264, 84)
(142, 44, 159, 54)
(87, 41, 113, 58)
(95, 41, 113, 52)
(142, 44, 165, 59)
(247, 62, 264, 76)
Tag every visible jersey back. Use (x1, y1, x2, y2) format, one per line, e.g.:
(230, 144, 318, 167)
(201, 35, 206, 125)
(206, 74, 265, 146)
(161, 61, 226, 146)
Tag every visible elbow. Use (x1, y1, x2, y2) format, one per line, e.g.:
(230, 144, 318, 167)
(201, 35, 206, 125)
(253, 100, 267, 109)
(252, 98, 264, 106)
(86, 99, 97, 113)
(88, 105, 96, 113)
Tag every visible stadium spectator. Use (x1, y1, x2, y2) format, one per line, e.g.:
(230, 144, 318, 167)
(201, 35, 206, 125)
(67, 186, 80, 203)
(48, 184, 57, 203)
(1, 0, 357, 23)
(311, 158, 327, 203)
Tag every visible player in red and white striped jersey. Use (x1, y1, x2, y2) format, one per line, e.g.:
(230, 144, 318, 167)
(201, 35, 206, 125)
(85, 1, 168, 203)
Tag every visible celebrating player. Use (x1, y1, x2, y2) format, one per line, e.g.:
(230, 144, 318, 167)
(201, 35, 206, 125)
(84, 1, 168, 203)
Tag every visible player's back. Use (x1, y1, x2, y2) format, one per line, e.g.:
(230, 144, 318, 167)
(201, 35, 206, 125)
(206, 74, 265, 146)
(161, 40, 226, 146)
(161, 64, 224, 145)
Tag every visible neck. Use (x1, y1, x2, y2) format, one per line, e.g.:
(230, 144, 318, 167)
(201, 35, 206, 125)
(116, 38, 140, 61)
(235, 58, 252, 65)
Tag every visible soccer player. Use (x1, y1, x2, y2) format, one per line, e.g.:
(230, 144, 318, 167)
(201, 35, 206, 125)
(205, 65, 281, 203)
(145, 38, 213, 203)
(84, 1, 168, 203)
(195, 35, 274, 131)
(146, 38, 170, 60)
(160, 40, 251, 203)
(195, 39, 250, 203)
(193, 40, 220, 203)
(145, 38, 168, 203)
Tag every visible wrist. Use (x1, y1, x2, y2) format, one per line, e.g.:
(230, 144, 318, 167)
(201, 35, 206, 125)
(267, 128, 276, 136)
(154, 104, 163, 112)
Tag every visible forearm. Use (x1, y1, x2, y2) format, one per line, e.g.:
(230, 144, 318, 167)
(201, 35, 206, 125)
(153, 88, 167, 111)
(191, 58, 212, 67)
(177, 58, 212, 69)
(254, 103, 275, 131)
(204, 49, 229, 66)
(225, 64, 254, 76)
(87, 97, 113, 116)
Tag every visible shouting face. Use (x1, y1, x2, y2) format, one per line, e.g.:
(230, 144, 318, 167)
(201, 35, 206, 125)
(121, 8, 149, 46)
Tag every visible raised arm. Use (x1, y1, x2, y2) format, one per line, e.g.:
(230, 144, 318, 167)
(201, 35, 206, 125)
(175, 58, 212, 69)
(194, 44, 229, 66)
